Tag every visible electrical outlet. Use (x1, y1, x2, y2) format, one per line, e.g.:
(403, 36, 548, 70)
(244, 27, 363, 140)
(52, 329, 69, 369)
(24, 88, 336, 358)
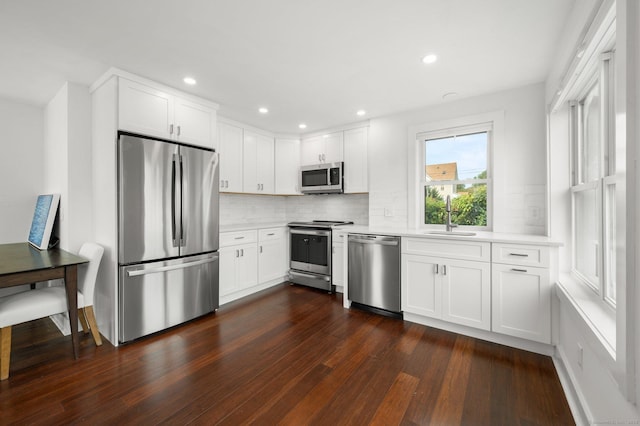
(577, 343, 583, 370)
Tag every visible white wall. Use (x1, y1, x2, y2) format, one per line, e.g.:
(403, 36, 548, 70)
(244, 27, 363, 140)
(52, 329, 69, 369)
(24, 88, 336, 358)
(44, 82, 93, 253)
(368, 82, 547, 235)
(0, 98, 44, 243)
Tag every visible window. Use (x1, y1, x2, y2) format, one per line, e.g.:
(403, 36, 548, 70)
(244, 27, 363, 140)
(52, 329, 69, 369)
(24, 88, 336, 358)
(570, 51, 615, 306)
(419, 124, 491, 229)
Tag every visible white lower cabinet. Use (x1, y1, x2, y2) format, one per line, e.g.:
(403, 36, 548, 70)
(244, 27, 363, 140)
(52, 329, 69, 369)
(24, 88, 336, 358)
(402, 238, 491, 331)
(492, 260, 551, 344)
(402, 254, 490, 330)
(258, 228, 287, 283)
(220, 227, 288, 304)
(219, 242, 258, 297)
(332, 232, 346, 289)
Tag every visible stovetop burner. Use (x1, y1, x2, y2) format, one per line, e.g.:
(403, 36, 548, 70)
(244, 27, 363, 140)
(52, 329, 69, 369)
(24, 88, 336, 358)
(287, 220, 354, 228)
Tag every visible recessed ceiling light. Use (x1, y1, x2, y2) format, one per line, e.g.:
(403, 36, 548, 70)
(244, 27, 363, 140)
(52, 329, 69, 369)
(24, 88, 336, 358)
(299, 123, 307, 129)
(422, 54, 438, 64)
(356, 110, 366, 116)
(183, 77, 197, 85)
(258, 107, 269, 114)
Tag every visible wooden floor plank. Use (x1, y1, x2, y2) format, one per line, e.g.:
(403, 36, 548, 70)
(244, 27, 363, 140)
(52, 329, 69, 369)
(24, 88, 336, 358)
(0, 283, 575, 425)
(369, 372, 420, 425)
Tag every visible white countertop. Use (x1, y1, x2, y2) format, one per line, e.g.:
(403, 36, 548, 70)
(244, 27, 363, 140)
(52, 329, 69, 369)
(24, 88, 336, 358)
(332, 225, 562, 247)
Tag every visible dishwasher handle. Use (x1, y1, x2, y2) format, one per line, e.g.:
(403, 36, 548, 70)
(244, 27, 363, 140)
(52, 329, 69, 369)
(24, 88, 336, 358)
(348, 235, 399, 246)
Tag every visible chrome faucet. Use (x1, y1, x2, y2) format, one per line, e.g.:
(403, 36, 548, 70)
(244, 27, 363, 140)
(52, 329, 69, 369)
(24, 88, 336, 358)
(445, 195, 458, 232)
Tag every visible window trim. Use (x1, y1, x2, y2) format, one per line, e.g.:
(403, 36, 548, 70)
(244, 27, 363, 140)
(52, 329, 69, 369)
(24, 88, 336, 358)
(569, 51, 616, 309)
(408, 111, 504, 230)
(419, 128, 492, 230)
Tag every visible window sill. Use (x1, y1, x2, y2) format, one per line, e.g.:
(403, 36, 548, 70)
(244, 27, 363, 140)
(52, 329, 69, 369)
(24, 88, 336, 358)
(556, 273, 616, 360)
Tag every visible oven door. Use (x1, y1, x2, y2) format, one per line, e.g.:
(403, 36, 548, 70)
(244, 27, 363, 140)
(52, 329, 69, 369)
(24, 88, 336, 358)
(290, 228, 331, 275)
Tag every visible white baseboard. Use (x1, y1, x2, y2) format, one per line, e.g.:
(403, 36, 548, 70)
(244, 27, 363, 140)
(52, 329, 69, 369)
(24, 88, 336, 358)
(220, 276, 286, 306)
(553, 345, 591, 426)
(403, 312, 554, 356)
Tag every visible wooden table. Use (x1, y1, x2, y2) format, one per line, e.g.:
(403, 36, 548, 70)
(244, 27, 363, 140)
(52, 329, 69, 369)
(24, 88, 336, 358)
(0, 243, 88, 359)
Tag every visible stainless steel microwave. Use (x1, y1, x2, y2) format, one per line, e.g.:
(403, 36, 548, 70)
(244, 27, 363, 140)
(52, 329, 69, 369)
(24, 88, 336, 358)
(300, 162, 344, 194)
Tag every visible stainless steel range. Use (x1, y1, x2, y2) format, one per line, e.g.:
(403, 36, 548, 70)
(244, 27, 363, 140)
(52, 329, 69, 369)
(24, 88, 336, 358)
(288, 220, 353, 293)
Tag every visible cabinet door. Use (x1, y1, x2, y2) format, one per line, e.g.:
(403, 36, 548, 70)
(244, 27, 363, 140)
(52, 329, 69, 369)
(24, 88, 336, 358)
(401, 254, 441, 318)
(118, 78, 172, 139)
(242, 130, 259, 193)
(322, 131, 344, 164)
(441, 259, 491, 331)
(243, 131, 274, 194)
(256, 133, 275, 194)
(300, 136, 324, 165)
(332, 242, 344, 287)
(275, 139, 301, 195)
(259, 238, 286, 283)
(236, 244, 258, 290)
(492, 264, 551, 343)
(218, 122, 243, 192)
(219, 246, 238, 297)
(343, 127, 368, 193)
(174, 98, 216, 149)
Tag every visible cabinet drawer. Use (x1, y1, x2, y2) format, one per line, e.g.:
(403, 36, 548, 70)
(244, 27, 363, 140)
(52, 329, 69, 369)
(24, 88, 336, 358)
(259, 227, 285, 242)
(492, 243, 549, 268)
(402, 238, 490, 262)
(220, 230, 258, 247)
(333, 231, 347, 242)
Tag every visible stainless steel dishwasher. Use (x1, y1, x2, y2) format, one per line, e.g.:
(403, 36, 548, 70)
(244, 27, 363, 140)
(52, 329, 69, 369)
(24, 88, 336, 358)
(348, 234, 401, 316)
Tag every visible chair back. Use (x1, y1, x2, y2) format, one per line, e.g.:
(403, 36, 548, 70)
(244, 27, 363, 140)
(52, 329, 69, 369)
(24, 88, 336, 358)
(77, 243, 104, 305)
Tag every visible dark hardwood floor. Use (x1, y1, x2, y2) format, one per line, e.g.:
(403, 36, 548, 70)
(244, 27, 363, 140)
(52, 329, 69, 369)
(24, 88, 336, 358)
(0, 283, 574, 425)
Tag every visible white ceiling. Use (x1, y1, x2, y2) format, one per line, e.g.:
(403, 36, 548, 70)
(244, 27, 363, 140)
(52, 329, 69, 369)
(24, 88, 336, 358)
(0, 0, 575, 134)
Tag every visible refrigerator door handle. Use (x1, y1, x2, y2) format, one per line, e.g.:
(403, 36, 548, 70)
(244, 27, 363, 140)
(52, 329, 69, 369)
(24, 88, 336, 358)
(171, 154, 179, 247)
(126, 256, 218, 277)
(178, 153, 185, 246)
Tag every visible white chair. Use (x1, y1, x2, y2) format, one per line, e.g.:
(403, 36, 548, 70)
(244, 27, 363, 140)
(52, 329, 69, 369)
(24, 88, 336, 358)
(0, 242, 104, 380)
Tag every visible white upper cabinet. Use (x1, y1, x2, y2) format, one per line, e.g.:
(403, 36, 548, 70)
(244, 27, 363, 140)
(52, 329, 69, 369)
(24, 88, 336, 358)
(343, 127, 368, 193)
(218, 122, 244, 193)
(118, 78, 217, 149)
(275, 138, 301, 195)
(243, 130, 274, 194)
(300, 132, 343, 165)
(173, 97, 217, 148)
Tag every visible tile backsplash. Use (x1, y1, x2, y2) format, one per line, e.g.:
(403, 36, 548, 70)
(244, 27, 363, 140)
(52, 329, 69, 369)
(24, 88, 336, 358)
(220, 193, 369, 226)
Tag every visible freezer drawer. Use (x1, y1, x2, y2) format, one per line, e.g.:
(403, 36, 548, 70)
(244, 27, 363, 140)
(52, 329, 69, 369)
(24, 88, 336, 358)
(119, 252, 219, 343)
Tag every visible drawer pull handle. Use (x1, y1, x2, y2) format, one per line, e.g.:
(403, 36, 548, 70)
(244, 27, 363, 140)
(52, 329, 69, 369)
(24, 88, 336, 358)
(267, 233, 275, 236)
(511, 268, 528, 273)
(509, 253, 529, 257)
(235, 236, 245, 240)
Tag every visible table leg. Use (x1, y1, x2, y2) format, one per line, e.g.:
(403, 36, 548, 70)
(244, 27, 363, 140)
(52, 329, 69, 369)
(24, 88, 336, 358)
(65, 265, 79, 359)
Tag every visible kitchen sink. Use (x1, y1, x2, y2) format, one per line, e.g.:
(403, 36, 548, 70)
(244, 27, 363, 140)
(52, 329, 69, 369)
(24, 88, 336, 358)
(425, 231, 477, 237)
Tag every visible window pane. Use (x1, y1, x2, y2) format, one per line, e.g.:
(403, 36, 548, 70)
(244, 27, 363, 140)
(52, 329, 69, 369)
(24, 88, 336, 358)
(424, 183, 487, 226)
(581, 82, 601, 182)
(574, 187, 600, 287)
(605, 183, 616, 303)
(425, 132, 487, 181)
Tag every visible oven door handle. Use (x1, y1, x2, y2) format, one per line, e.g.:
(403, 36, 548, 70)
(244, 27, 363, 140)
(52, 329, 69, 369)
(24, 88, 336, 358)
(290, 229, 331, 237)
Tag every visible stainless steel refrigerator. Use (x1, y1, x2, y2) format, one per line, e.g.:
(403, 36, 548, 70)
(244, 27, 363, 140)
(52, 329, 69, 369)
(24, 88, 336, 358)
(117, 132, 219, 343)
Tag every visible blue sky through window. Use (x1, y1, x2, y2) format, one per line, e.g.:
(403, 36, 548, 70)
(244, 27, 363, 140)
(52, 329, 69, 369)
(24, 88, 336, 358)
(425, 132, 487, 180)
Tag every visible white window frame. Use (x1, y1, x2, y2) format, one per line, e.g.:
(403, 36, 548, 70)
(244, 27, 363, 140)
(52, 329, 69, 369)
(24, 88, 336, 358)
(569, 51, 616, 308)
(408, 111, 503, 231)
(419, 124, 492, 231)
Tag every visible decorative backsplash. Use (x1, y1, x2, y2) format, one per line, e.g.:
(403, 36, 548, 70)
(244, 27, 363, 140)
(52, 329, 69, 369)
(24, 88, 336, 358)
(219, 193, 369, 226)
